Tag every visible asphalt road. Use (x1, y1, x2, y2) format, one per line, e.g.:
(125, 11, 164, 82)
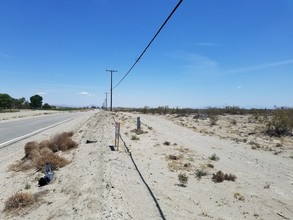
(0, 112, 87, 147)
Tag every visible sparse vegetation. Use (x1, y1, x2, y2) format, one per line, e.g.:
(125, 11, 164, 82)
(207, 163, 214, 168)
(250, 141, 261, 149)
(178, 173, 188, 187)
(209, 114, 219, 126)
(265, 108, 293, 137)
(168, 155, 179, 160)
(195, 169, 208, 180)
(50, 132, 77, 152)
(24, 182, 31, 190)
(209, 153, 220, 161)
(230, 119, 237, 125)
(4, 192, 35, 212)
(131, 129, 144, 135)
(212, 170, 236, 183)
(131, 135, 139, 140)
(163, 141, 171, 146)
(234, 192, 245, 201)
(9, 131, 75, 172)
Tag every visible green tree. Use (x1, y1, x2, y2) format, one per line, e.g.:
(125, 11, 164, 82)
(0, 93, 13, 110)
(42, 103, 51, 109)
(30, 95, 43, 109)
(12, 97, 26, 109)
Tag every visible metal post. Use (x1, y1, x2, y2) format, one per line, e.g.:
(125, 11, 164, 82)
(137, 117, 141, 130)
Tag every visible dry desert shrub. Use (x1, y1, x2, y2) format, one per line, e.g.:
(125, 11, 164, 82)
(50, 132, 78, 151)
(35, 149, 69, 170)
(24, 141, 40, 159)
(4, 192, 35, 212)
(167, 154, 180, 160)
(178, 173, 188, 187)
(195, 169, 208, 180)
(163, 141, 171, 146)
(265, 109, 293, 136)
(209, 114, 219, 126)
(9, 132, 73, 172)
(209, 153, 220, 161)
(131, 129, 144, 135)
(166, 154, 193, 172)
(234, 192, 245, 201)
(212, 170, 236, 183)
(131, 135, 139, 140)
(8, 159, 33, 172)
(38, 140, 53, 150)
(9, 147, 68, 172)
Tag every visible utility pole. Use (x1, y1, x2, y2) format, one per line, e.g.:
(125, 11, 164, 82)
(106, 69, 118, 111)
(104, 92, 108, 110)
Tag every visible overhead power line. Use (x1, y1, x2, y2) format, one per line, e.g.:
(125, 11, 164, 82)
(113, 0, 183, 89)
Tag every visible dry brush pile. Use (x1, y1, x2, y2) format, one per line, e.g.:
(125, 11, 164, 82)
(9, 131, 77, 172)
(4, 131, 78, 214)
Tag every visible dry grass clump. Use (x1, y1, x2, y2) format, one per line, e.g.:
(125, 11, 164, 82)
(234, 192, 245, 201)
(24, 141, 40, 160)
(4, 192, 35, 212)
(38, 140, 53, 150)
(166, 154, 193, 172)
(8, 160, 33, 172)
(131, 135, 140, 140)
(35, 149, 69, 170)
(131, 129, 144, 135)
(50, 132, 78, 152)
(212, 170, 236, 183)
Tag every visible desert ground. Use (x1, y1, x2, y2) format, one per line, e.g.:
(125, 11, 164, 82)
(0, 110, 292, 220)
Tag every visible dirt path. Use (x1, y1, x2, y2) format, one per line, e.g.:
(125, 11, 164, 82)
(1, 110, 292, 219)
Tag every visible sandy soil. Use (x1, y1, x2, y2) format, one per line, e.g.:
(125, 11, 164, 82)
(0, 110, 292, 220)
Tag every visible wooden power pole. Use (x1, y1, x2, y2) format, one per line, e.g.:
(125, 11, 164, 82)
(106, 69, 117, 111)
(104, 92, 108, 110)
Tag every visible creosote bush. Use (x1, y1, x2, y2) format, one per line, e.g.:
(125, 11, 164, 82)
(209, 115, 219, 126)
(4, 192, 35, 212)
(163, 141, 171, 146)
(209, 153, 220, 161)
(178, 173, 188, 187)
(212, 170, 236, 183)
(265, 109, 293, 137)
(195, 169, 208, 180)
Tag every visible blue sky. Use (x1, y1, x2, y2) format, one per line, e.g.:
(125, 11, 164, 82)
(0, 0, 292, 108)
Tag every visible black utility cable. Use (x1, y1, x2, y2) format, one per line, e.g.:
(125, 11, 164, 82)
(119, 134, 167, 220)
(113, 0, 183, 89)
